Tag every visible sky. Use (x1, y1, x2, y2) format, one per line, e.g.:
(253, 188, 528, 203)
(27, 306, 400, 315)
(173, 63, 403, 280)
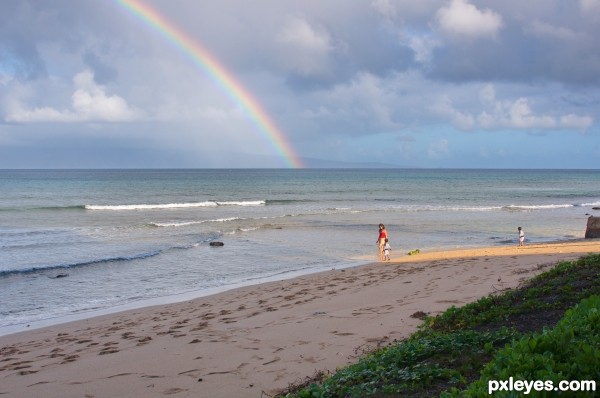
(1, 0, 599, 168)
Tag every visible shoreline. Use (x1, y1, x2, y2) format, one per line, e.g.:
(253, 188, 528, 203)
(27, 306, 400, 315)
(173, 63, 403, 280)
(0, 238, 584, 337)
(1, 239, 599, 397)
(0, 258, 369, 338)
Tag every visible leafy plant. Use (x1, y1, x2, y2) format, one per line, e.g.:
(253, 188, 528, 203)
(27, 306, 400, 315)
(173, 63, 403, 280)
(445, 295, 600, 398)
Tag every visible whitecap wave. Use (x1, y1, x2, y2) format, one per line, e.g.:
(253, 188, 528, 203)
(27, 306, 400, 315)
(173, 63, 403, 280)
(582, 201, 600, 207)
(504, 204, 574, 211)
(86, 200, 265, 210)
(216, 200, 265, 206)
(151, 217, 242, 227)
(86, 202, 218, 210)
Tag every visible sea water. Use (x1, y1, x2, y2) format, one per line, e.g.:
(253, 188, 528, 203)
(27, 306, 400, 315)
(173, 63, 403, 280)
(1, 169, 598, 333)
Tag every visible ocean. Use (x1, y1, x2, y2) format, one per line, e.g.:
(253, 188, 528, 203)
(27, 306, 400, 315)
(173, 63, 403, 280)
(1, 169, 598, 334)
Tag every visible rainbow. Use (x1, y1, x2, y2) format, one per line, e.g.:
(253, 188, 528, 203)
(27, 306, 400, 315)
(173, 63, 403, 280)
(115, 0, 303, 168)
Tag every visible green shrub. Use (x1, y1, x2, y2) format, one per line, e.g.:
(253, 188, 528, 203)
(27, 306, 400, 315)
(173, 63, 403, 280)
(446, 295, 600, 398)
(284, 328, 517, 398)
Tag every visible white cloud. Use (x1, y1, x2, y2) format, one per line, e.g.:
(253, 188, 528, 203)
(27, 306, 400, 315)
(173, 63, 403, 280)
(5, 70, 140, 123)
(475, 87, 594, 132)
(409, 35, 441, 64)
(433, 85, 594, 133)
(435, 0, 503, 39)
(276, 17, 334, 76)
(479, 84, 496, 104)
(505, 98, 555, 129)
(310, 72, 404, 131)
(370, 0, 398, 20)
(431, 95, 476, 131)
(527, 20, 582, 41)
(560, 114, 594, 131)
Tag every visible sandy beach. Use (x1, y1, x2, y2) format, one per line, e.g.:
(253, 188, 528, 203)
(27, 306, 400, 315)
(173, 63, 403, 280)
(1, 240, 599, 398)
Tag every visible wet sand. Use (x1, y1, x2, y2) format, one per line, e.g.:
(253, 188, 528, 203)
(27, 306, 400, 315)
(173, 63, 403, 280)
(1, 240, 599, 398)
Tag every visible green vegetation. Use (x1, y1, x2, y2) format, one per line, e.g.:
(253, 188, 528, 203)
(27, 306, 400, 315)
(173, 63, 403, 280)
(278, 254, 600, 398)
(447, 295, 599, 398)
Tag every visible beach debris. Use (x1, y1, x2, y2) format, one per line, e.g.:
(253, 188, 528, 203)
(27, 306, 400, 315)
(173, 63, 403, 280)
(209, 241, 225, 247)
(407, 249, 421, 256)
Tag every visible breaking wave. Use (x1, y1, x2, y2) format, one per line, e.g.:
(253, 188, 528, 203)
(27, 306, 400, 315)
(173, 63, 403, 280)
(86, 200, 266, 210)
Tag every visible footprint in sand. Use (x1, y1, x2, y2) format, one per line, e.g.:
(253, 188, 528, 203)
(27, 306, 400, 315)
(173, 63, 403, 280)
(121, 332, 137, 340)
(61, 355, 80, 364)
(331, 331, 354, 336)
(49, 348, 65, 358)
(163, 387, 188, 395)
(76, 339, 93, 344)
(190, 321, 209, 332)
(262, 357, 280, 365)
(137, 336, 152, 346)
(99, 343, 119, 355)
(99, 348, 119, 355)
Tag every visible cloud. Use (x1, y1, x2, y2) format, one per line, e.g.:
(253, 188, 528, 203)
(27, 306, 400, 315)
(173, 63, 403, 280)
(500, 98, 556, 129)
(559, 114, 595, 131)
(1, 1, 599, 168)
(276, 17, 334, 77)
(435, 0, 503, 39)
(476, 85, 593, 131)
(430, 95, 476, 131)
(580, 0, 600, 13)
(307, 71, 407, 134)
(5, 70, 141, 123)
(83, 51, 118, 85)
(435, 84, 594, 132)
(527, 20, 582, 42)
(370, 0, 401, 19)
(409, 35, 441, 65)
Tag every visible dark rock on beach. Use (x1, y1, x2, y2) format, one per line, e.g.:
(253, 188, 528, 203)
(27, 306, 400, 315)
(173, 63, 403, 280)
(585, 216, 600, 239)
(209, 241, 225, 247)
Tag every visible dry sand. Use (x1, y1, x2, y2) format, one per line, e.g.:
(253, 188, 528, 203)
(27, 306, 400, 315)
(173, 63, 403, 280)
(1, 240, 599, 398)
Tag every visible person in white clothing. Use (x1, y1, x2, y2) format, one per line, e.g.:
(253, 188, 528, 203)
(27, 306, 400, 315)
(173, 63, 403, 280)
(518, 227, 525, 247)
(383, 238, 392, 261)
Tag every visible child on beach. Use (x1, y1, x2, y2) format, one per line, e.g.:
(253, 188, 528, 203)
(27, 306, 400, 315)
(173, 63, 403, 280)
(383, 239, 391, 261)
(518, 227, 525, 247)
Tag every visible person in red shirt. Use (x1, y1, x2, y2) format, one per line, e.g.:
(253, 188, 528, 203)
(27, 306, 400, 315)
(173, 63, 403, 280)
(377, 224, 388, 261)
